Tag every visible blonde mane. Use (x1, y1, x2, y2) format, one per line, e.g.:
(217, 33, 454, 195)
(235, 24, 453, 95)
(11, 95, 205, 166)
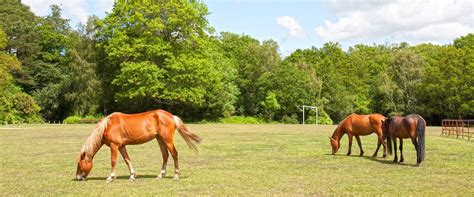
(78, 117, 110, 160)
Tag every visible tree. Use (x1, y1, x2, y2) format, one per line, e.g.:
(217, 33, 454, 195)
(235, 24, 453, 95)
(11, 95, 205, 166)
(97, 0, 238, 119)
(0, 28, 42, 123)
(218, 32, 281, 116)
(259, 92, 281, 121)
(0, 0, 41, 91)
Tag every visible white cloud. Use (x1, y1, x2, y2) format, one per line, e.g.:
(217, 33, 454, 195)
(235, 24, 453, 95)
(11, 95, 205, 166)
(97, 0, 114, 14)
(22, 0, 114, 25)
(316, 0, 474, 44)
(276, 16, 306, 38)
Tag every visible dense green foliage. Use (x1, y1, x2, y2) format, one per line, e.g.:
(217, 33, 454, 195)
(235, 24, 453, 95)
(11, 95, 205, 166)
(0, 0, 472, 125)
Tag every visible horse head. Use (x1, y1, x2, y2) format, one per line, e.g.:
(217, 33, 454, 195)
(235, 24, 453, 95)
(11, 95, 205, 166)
(76, 152, 93, 181)
(329, 137, 340, 154)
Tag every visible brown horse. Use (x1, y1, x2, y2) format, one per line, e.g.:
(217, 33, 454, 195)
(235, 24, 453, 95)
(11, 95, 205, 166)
(383, 114, 425, 165)
(75, 109, 201, 182)
(330, 114, 387, 158)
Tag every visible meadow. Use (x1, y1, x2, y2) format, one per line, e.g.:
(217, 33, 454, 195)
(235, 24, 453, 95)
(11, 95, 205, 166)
(0, 124, 472, 195)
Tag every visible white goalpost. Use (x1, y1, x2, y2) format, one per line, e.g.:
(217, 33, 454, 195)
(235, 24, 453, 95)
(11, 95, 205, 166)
(296, 105, 318, 125)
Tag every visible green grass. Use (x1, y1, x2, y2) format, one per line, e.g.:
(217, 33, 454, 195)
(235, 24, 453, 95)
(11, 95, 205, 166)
(0, 124, 472, 195)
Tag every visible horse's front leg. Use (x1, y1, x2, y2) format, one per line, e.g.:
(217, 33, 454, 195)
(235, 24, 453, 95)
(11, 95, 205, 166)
(346, 134, 353, 156)
(355, 135, 364, 156)
(107, 144, 119, 182)
(119, 146, 137, 181)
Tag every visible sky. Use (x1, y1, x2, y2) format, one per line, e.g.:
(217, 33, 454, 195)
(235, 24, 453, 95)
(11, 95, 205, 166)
(22, 0, 474, 56)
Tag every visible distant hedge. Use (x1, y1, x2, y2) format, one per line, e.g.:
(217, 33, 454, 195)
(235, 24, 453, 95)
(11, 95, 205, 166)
(217, 116, 265, 124)
(63, 115, 102, 124)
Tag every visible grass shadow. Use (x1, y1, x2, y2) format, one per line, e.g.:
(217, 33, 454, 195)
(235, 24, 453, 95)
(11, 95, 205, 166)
(71, 174, 188, 181)
(362, 156, 419, 167)
(324, 153, 419, 167)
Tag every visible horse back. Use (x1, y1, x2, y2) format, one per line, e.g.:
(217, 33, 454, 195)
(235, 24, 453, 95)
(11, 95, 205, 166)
(103, 111, 162, 146)
(342, 114, 383, 135)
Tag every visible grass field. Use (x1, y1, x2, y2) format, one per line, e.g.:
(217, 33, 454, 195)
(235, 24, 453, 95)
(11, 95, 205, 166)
(0, 124, 472, 195)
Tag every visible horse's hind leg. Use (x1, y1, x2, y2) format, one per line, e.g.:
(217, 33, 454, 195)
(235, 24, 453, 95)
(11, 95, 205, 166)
(119, 146, 137, 181)
(347, 134, 353, 156)
(156, 137, 169, 179)
(392, 138, 398, 163)
(165, 141, 180, 179)
(399, 138, 404, 163)
(355, 136, 364, 156)
(411, 137, 420, 165)
(372, 138, 381, 158)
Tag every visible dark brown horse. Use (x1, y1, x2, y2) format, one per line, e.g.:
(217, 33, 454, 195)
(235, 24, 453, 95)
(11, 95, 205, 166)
(383, 114, 425, 165)
(330, 114, 387, 158)
(76, 109, 201, 182)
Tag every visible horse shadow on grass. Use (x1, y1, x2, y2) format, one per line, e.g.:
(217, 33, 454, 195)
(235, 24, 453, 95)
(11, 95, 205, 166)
(71, 175, 188, 181)
(324, 153, 418, 167)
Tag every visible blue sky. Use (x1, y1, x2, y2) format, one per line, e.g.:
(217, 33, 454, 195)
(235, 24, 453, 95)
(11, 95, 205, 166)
(23, 0, 474, 56)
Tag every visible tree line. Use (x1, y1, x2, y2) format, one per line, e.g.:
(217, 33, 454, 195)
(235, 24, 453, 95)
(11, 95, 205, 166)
(0, 0, 472, 125)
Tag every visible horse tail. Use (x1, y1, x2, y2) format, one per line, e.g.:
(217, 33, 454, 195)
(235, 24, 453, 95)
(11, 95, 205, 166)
(173, 115, 202, 152)
(78, 116, 109, 160)
(416, 115, 426, 162)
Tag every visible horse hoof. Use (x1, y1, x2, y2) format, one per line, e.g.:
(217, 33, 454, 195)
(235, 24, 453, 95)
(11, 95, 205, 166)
(173, 175, 179, 180)
(129, 176, 136, 181)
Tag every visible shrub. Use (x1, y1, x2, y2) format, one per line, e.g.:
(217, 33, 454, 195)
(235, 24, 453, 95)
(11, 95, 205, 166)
(218, 116, 264, 124)
(64, 115, 102, 124)
(281, 114, 299, 124)
(63, 116, 82, 124)
(306, 110, 333, 125)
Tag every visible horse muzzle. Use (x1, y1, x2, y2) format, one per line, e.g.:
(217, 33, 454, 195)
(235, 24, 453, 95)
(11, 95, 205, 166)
(76, 175, 86, 181)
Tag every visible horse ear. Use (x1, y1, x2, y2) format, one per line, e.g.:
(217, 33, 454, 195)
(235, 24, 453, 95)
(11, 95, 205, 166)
(80, 152, 86, 160)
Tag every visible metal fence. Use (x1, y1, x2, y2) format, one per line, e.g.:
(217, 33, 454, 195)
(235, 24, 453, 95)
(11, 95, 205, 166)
(441, 119, 473, 140)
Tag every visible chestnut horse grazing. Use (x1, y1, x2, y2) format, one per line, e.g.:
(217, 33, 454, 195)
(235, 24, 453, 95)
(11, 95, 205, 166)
(76, 109, 201, 182)
(383, 114, 425, 165)
(330, 114, 387, 158)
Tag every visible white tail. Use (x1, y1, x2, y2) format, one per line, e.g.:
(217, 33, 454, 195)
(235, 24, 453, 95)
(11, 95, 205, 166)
(173, 115, 201, 152)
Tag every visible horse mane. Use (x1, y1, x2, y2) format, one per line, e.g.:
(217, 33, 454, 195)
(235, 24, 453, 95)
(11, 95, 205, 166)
(331, 114, 353, 139)
(77, 117, 110, 161)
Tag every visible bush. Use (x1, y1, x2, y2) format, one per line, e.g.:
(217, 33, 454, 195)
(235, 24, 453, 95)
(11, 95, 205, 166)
(217, 116, 264, 124)
(306, 110, 333, 125)
(64, 115, 102, 124)
(63, 116, 82, 124)
(281, 114, 299, 124)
